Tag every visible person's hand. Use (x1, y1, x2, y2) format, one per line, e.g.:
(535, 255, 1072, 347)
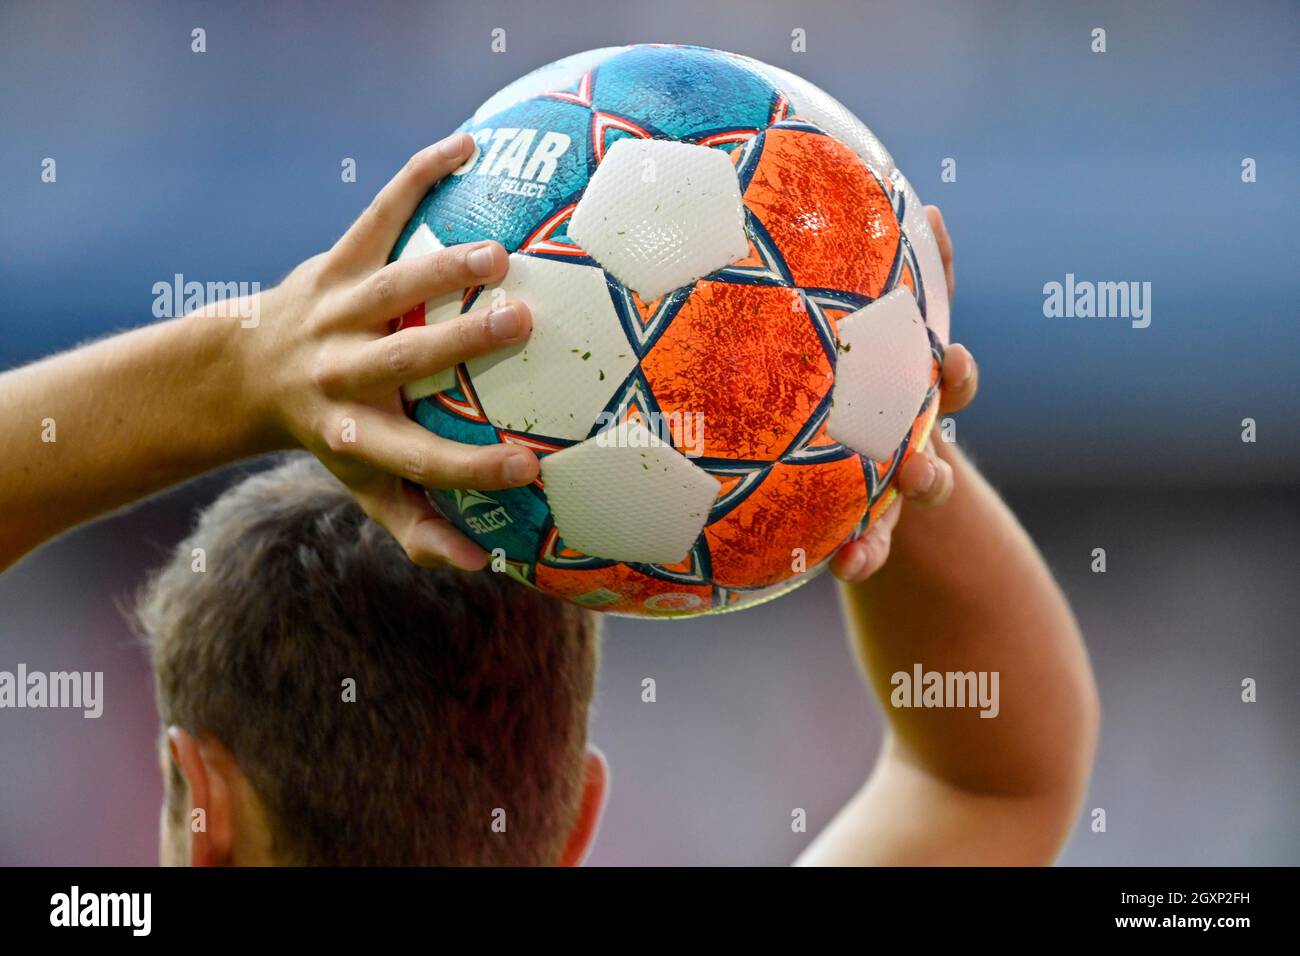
(237, 133, 537, 569)
(831, 205, 977, 582)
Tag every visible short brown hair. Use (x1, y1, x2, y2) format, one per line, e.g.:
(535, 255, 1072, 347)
(136, 454, 598, 865)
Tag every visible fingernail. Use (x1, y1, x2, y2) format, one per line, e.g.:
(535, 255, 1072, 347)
(467, 245, 496, 277)
(915, 458, 938, 495)
(956, 352, 975, 387)
(438, 132, 470, 158)
(489, 303, 521, 340)
(503, 451, 534, 484)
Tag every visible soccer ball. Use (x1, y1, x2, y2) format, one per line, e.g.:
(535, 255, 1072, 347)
(392, 44, 950, 618)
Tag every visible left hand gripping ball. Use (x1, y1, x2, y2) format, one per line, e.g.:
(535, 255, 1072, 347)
(392, 44, 949, 618)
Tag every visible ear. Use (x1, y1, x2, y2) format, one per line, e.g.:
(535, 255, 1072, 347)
(558, 746, 608, 867)
(167, 726, 236, 867)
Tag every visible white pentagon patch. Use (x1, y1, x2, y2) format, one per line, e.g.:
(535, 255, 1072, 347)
(398, 223, 465, 401)
(827, 287, 933, 461)
(893, 171, 951, 345)
(540, 419, 721, 565)
(465, 254, 635, 441)
(569, 138, 748, 301)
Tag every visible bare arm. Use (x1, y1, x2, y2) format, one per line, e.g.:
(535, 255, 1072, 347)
(0, 133, 538, 574)
(798, 208, 1099, 866)
(798, 441, 1099, 865)
(0, 308, 274, 571)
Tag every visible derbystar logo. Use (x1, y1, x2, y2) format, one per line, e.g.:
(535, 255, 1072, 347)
(455, 127, 572, 198)
(453, 488, 513, 534)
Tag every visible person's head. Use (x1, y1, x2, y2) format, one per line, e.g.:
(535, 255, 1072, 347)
(135, 454, 604, 866)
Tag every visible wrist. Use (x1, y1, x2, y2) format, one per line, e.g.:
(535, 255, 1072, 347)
(184, 292, 292, 459)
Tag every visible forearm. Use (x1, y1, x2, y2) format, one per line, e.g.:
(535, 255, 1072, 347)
(0, 133, 552, 578)
(840, 440, 1098, 797)
(0, 305, 281, 571)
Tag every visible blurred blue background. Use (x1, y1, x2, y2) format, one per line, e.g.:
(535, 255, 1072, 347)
(1, 0, 1296, 865)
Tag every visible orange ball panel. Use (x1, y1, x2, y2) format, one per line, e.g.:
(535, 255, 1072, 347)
(534, 561, 714, 616)
(743, 126, 899, 299)
(641, 281, 833, 462)
(705, 455, 867, 588)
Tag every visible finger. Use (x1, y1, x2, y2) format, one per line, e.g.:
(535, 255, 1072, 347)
(831, 499, 901, 582)
(830, 538, 871, 581)
(320, 301, 532, 398)
(896, 447, 954, 508)
(330, 133, 476, 269)
(925, 205, 955, 301)
(322, 405, 539, 490)
(357, 480, 489, 570)
(939, 342, 979, 413)
(342, 240, 508, 326)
